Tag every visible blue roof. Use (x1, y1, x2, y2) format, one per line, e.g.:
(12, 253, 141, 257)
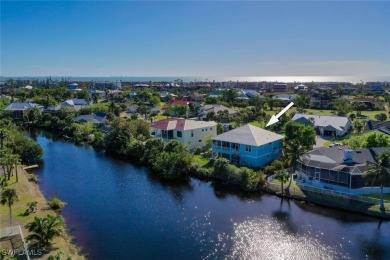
(369, 86, 385, 92)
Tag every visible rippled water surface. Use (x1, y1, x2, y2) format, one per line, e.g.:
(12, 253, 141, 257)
(31, 132, 390, 260)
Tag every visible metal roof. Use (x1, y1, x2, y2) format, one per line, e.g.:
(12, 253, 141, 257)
(213, 124, 283, 146)
(292, 113, 350, 131)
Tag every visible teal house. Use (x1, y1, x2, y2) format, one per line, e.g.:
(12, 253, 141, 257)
(212, 124, 283, 168)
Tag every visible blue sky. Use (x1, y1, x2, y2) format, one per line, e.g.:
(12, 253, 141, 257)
(1, 1, 389, 77)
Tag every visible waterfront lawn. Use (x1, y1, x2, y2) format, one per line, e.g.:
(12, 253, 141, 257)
(364, 193, 390, 202)
(368, 203, 390, 215)
(269, 179, 306, 198)
(193, 154, 213, 168)
(0, 167, 82, 259)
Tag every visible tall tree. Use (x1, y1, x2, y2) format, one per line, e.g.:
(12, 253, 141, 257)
(352, 119, 365, 135)
(1, 188, 18, 226)
(334, 99, 352, 116)
(294, 94, 311, 113)
(283, 122, 316, 191)
(365, 151, 390, 211)
(352, 102, 367, 117)
(274, 169, 290, 196)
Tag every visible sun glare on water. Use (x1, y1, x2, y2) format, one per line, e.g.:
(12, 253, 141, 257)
(201, 216, 348, 260)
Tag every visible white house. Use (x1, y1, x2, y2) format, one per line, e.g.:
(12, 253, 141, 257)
(292, 113, 352, 137)
(150, 118, 217, 151)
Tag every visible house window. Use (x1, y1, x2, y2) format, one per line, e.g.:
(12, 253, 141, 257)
(199, 140, 201, 142)
(202, 129, 204, 132)
(177, 131, 182, 138)
(246, 145, 252, 152)
(210, 128, 212, 130)
(191, 131, 194, 137)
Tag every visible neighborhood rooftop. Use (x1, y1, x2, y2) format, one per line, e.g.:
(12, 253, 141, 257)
(213, 124, 283, 146)
(300, 146, 390, 175)
(292, 113, 350, 131)
(5, 102, 43, 110)
(151, 118, 216, 131)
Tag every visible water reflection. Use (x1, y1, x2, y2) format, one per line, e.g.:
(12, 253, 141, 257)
(210, 180, 263, 201)
(31, 131, 390, 260)
(147, 174, 193, 204)
(272, 199, 298, 235)
(359, 228, 389, 260)
(212, 217, 343, 260)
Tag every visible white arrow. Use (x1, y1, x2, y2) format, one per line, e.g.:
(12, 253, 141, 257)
(266, 102, 294, 127)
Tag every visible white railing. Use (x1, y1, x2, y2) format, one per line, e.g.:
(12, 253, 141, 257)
(297, 183, 387, 205)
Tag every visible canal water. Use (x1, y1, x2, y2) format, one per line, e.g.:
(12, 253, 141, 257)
(31, 131, 390, 259)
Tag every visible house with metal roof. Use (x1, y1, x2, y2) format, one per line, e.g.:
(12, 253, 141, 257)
(296, 146, 390, 194)
(212, 124, 283, 168)
(272, 94, 298, 106)
(199, 104, 237, 121)
(150, 118, 217, 151)
(292, 113, 352, 137)
(4, 102, 44, 119)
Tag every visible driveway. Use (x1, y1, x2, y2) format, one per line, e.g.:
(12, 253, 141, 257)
(314, 136, 328, 148)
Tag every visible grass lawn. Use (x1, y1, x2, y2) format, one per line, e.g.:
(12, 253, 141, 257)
(0, 167, 83, 259)
(364, 193, 390, 202)
(192, 154, 213, 168)
(249, 121, 266, 128)
(154, 115, 171, 121)
(269, 179, 306, 198)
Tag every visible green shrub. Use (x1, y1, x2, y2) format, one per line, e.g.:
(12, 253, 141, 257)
(194, 147, 202, 155)
(48, 197, 66, 211)
(28, 175, 39, 184)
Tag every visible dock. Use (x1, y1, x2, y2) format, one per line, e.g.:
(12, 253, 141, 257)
(22, 165, 39, 170)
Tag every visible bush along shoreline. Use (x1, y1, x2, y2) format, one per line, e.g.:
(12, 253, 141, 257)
(26, 114, 267, 192)
(0, 120, 83, 259)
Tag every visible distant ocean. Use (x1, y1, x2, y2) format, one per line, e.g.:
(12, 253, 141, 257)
(1, 76, 390, 84)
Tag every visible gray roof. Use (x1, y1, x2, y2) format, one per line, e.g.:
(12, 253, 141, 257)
(273, 94, 298, 101)
(292, 113, 350, 131)
(73, 114, 108, 124)
(62, 99, 89, 106)
(5, 102, 43, 111)
(300, 146, 390, 175)
(202, 104, 237, 116)
(213, 124, 283, 146)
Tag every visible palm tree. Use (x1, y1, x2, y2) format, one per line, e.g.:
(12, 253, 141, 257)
(1, 188, 18, 226)
(274, 169, 289, 196)
(25, 215, 65, 249)
(14, 154, 20, 182)
(365, 151, 390, 211)
(0, 128, 8, 149)
(283, 122, 316, 191)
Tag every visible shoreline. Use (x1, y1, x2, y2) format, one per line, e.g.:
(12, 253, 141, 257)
(47, 128, 390, 220)
(0, 165, 84, 259)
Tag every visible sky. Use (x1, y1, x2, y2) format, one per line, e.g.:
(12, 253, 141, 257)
(1, 1, 390, 77)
